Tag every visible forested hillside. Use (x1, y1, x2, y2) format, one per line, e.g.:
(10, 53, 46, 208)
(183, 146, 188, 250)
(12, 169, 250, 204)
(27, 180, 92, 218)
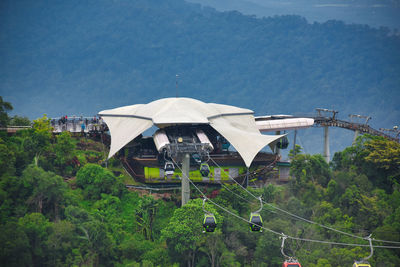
(1, 107, 399, 266)
(187, 0, 400, 30)
(1, 0, 399, 130)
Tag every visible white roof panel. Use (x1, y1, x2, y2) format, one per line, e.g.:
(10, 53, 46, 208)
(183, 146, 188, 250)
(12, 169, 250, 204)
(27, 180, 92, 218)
(99, 97, 283, 167)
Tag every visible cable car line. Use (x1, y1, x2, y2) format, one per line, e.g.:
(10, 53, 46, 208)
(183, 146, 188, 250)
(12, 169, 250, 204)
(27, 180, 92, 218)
(191, 157, 280, 215)
(217, 182, 282, 216)
(170, 158, 400, 249)
(171, 157, 282, 236)
(208, 156, 400, 245)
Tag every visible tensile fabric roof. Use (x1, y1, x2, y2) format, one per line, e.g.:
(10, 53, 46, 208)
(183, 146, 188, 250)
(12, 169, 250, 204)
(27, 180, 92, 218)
(99, 97, 285, 167)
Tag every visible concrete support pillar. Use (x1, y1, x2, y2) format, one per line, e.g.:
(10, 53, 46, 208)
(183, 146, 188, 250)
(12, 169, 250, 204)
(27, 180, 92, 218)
(323, 126, 330, 163)
(292, 129, 297, 157)
(181, 153, 190, 206)
(353, 130, 359, 145)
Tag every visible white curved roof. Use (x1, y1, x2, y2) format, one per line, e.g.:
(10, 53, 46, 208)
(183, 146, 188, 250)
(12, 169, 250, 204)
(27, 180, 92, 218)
(99, 97, 284, 167)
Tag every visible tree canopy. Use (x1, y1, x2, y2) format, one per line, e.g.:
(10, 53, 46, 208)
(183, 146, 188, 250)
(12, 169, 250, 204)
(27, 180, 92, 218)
(0, 105, 399, 266)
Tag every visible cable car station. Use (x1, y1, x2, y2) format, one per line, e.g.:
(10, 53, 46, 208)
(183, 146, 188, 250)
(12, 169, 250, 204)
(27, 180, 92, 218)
(93, 98, 399, 266)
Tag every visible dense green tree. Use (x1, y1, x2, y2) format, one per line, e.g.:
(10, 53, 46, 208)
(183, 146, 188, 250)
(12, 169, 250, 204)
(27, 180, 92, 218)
(162, 198, 221, 267)
(64, 205, 92, 224)
(0, 138, 16, 176)
(0, 96, 13, 127)
(291, 153, 331, 187)
(0, 174, 31, 220)
(289, 144, 303, 159)
(78, 220, 116, 266)
(141, 246, 170, 266)
(254, 232, 284, 266)
(364, 138, 400, 190)
(262, 183, 282, 203)
(199, 230, 227, 267)
(118, 233, 158, 264)
(0, 221, 32, 267)
(46, 220, 76, 266)
(135, 195, 159, 241)
(332, 135, 400, 193)
(18, 212, 52, 266)
(20, 115, 54, 167)
(214, 184, 250, 214)
(9, 115, 31, 126)
(7, 131, 36, 175)
(21, 165, 68, 220)
(76, 164, 125, 200)
(54, 131, 77, 175)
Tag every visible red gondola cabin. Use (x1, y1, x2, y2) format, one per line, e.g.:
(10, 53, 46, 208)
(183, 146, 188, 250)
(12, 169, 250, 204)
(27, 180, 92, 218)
(282, 260, 302, 267)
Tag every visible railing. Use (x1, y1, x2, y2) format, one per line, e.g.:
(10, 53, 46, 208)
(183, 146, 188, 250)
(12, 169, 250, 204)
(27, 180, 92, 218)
(50, 116, 107, 133)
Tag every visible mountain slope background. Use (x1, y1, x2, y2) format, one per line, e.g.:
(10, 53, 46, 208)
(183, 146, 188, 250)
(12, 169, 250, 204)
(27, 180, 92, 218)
(187, 0, 400, 30)
(1, 0, 399, 156)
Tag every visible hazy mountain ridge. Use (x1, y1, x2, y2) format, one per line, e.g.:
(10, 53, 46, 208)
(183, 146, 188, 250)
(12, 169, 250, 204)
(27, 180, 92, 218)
(188, 0, 400, 29)
(1, 0, 399, 144)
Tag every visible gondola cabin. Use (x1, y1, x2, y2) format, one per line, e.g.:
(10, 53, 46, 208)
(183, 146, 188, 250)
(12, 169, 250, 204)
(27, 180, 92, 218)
(164, 161, 175, 177)
(200, 163, 210, 177)
(353, 261, 371, 267)
(277, 136, 289, 149)
(249, 212, 263, 232)
(203, 214, 216, 233)
(282, 261, 302, 267)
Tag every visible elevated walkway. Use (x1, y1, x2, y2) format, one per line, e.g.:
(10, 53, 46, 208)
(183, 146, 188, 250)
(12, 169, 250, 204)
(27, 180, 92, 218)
(50, 117, 106, 133)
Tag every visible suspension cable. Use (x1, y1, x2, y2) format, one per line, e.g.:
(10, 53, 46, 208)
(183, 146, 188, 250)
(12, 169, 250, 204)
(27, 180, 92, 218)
(208, 156, 400, 245)
(193, 156, 279, 214)
(171, 157, 400, 249)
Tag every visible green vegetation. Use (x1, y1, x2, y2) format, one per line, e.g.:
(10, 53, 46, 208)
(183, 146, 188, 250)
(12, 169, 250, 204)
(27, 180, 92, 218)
(0, 107, 399, 266)
(0, 96, 13, 127)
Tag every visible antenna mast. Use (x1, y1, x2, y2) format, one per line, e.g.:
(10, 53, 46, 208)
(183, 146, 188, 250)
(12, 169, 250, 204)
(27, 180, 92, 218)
(176, 74, 179, 97)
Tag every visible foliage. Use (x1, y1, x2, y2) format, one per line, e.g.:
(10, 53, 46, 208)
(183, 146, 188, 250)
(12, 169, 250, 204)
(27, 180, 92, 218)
(0, 96, 13, 127)
(1, 110, 400, 266)
(23, 114, 54, 166)
(18, 213, 52, 263)
(22, 165, 68, 220)
(0, 221, 31, 267)
(289, 144, 303, 159)
(162, 198, 222, 267)
(32, 114, 53, 137)
(75, 164, 125, 200)
(332, 135, 400, 192)
(0, 137, 16, 176)
(54, 132, 77, 175)
(9, 115, 31, 126)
